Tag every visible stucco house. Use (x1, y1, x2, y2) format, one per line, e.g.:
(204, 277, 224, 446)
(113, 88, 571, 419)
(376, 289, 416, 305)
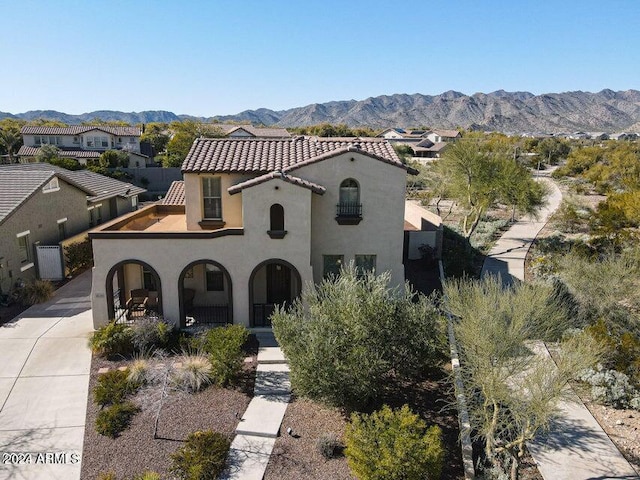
(0, 163, 144, 292)
(89, 136, 417, 329)
(17, 125, 152, 168)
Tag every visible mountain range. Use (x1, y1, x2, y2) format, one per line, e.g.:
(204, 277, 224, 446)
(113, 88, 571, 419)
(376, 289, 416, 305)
(2, 89, 640, 133)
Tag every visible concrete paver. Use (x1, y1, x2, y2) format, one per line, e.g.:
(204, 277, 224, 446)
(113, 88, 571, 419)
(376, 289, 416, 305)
(0, 339, 37, 377)
(481, 176, 638, 479)
(21, 338, 91, 377)
(0, 271, 93, 480)
(224, 435, 276, 480)
(235, 395, 291, 438)
(257, 346, 286, 364)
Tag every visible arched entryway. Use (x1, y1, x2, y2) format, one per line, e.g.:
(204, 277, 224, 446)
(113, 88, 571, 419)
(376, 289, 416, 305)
(249, 259, 302, 327)
(106, 260, 162, 324)
(178, 260, 233, 328)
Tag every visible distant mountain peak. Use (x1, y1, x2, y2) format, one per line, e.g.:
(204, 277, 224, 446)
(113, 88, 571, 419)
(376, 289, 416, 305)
(2, 89, 639, 133)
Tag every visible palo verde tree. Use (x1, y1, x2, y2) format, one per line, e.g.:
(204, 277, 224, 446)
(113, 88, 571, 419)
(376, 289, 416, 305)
(443, 275, 603, 479)
(430, 138, 549, 241)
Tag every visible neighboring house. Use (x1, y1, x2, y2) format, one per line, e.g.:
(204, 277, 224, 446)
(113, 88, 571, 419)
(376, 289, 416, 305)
(89, 137, 417, 330)
(377, 128, 428, 144)
(17, 125, 152, 167)
(424, 129, 461, 143)
(410, 139, 449, 160)
(0, 164, 145, 290)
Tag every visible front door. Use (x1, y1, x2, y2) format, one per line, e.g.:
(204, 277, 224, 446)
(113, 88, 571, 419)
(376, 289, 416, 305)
(266, 263, 291, 306)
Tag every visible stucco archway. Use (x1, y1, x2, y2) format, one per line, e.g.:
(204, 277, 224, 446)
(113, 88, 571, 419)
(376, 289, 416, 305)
(249, 258, 302, 327)
(177, 260, 233, 329)
(105, 260, 162, 323)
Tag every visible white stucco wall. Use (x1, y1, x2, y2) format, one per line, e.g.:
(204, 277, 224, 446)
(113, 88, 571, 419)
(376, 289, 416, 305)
(91, 178, 314, 328)
(292, 151, 407, 288)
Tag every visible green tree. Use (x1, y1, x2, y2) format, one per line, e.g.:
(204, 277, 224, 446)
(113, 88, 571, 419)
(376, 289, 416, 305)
(443, 276, 602, 478)
(166, 120, 225, 161)
(272, 265, 443, 411)
(0, 119, 24, 163)
(99, 149, 129, 168)
(140, 122, 170, 154)
(536, 137, 571, 165)
(499, 159, 548, 221)
(433, 140, 504, 240)
(35, 144, 61, 163)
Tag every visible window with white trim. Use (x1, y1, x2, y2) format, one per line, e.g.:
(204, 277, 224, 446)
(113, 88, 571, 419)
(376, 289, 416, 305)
(16, 232, 32, 264)
(202, 177, 222, 220)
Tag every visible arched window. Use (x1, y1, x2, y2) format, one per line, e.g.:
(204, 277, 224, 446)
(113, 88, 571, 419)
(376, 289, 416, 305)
(337, 179, 362, 223)
(268, 204, 286, 238)
(270, 204, 284, 231)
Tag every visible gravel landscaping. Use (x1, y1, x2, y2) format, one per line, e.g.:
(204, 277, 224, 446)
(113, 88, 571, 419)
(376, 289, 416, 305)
(80, 338, 258, 480)
(265, 367, 465, 480)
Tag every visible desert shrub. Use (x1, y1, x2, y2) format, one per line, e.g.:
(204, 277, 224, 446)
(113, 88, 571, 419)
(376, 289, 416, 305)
(316, 433, 344, 459)
(201, 325, 249, 386)
(133, 472, 160, 480)
(18, 279, 54, 305)
(170, 430, 230, 480)
(272, 266, 443, 411)
(578, 365, 640, 409)
(89, 322, 135, 357)
(96, 473, 116, 480)
(130, 315, 175, 352)
(345, 404, 444, 480)
(127, 356, 150, 385)
(94, 369, 140, 407)
(95, 402, 139, 438)
(173, 353, 213, 393)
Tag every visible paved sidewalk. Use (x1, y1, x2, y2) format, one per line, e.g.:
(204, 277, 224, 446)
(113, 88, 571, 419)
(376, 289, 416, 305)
(0, 271, 93, 480)
(481, 178, 639, 479)
(224, 330, 290, 480)
(481, 174, 562, 284)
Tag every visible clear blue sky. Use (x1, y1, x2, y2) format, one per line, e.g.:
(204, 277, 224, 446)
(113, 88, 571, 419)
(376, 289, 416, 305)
(2, 0, 638, 116)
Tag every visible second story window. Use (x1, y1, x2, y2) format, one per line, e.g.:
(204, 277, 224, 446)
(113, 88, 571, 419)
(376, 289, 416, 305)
(42, 178, 60, 193)
(17, 231, 32, 264)
(336, 178, 362, 224)
(268, 203, 286, 238)
(202, 177, 222, 220)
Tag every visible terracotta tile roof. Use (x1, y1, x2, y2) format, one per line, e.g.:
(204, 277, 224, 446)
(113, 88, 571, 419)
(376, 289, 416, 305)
(21, 126, 141, 136)
(17, 146, 101, 158)
(0, 163, 145, 203)
(227, 171, 326, 195)
(182, 137, 405, 174)
(162, 181, 185, 205)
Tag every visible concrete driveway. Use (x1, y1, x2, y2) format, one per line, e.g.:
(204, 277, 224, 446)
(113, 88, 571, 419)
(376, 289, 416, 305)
(0, 271, 93, 480)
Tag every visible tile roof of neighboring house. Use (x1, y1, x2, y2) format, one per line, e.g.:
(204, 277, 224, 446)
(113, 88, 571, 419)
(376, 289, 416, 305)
(0, 163, 145, 205)
(21, 126, 142, 136)
(17, 146, 101, 158)
(182, 137, 405, 174)
(227, 125, 291, 138)
(162, 181, 185, 205)
(429, 129, 461, 138)
(228, 171, 326, 195)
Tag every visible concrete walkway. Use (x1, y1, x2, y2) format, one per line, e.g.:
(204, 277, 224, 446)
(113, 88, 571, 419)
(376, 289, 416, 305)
(224, 330, 290, 480)
(481, 177, 639, 479)
(0, 271, 93, 480)
(481, 173, 562, 284)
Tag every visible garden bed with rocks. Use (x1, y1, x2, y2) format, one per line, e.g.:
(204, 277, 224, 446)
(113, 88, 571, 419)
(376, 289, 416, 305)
(264, 367, 465, 480)
(80, 337, 258, 480)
